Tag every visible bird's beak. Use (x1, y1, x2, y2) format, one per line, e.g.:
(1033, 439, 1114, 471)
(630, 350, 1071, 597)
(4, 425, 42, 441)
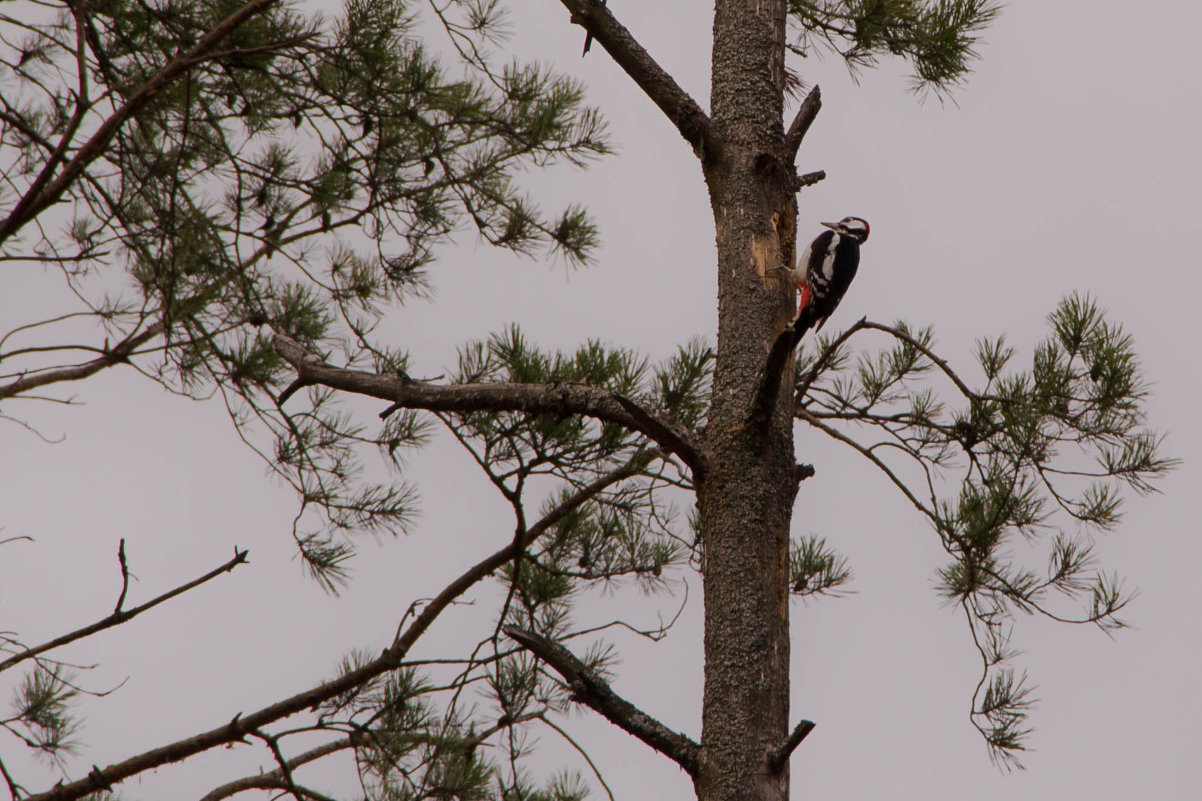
(820, 221, 840, 231)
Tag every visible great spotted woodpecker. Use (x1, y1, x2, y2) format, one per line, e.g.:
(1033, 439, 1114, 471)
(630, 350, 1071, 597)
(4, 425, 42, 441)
(789, 216, 870, 341)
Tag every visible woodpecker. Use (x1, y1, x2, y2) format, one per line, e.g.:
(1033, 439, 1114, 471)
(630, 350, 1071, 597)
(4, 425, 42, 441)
(789, 216, 870, 342)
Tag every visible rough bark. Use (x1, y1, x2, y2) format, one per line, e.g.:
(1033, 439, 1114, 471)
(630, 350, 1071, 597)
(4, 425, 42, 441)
(694, 3, 797, 801)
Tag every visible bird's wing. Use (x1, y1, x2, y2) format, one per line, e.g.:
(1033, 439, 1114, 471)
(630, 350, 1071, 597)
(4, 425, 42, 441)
(791, 241, 814, 288)
(802, 230, 839, 288)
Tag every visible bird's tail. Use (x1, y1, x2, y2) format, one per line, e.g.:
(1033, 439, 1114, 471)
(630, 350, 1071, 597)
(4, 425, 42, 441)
(790, 305, 819, 349)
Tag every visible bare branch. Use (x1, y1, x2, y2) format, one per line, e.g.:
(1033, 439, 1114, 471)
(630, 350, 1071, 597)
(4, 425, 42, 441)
(273, 333, 705, 477)
(22, 452, 650, 801)
(0, 326, 162, 401)
(768, 719, 815, 773)
(503, 626, 700, 776)
(555, 0, 714, 157)
(538, 714, 617, 801)
(0, 756, 24, 800)
(796, 169, 826, 188)
(113, 539, 131, 614)
(784, 85, 821, 162)
(198, 736, 361, 801)
(0, 547, 249, 675)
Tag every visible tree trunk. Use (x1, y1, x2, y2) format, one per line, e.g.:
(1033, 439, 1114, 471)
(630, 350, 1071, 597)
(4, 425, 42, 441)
(697, 3, 797, 801)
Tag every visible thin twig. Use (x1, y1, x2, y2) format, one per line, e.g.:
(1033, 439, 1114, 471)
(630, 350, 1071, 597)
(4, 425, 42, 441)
(538, 714, 617, 801)
(23, 454, 651, 801)
(0, 547, 249, 675)
(795, 408, 935, 523)
(0, 756, 24, 801)
(113, 539, 131, 614)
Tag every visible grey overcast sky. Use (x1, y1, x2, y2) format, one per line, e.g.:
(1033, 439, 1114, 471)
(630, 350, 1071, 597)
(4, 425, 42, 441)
(3, 1, 1201, 799)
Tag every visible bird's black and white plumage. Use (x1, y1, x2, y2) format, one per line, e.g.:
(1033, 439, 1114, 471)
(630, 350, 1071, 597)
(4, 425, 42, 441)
(789, 216, 870, 342)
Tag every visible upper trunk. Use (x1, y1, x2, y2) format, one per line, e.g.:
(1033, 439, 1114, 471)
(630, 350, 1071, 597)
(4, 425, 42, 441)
(696, 3, 797, 801)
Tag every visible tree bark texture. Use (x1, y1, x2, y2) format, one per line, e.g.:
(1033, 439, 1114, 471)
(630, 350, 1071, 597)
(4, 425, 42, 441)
(697, 3, 797, 801)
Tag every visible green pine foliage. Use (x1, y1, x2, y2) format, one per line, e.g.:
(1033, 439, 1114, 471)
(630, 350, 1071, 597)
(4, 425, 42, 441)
(1, 0, 608, 584)
(0, 0, 1170, 792)
(788, 0, 1002, 95)
(448, 325, 697, 600)
(6, 666, 80, 765)
(795, 294, 1175, 765)
(789, 535, 854, 598)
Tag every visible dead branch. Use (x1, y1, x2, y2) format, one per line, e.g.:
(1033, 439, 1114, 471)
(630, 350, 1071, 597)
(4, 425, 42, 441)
(0, 546, 249, 675)
(784, 85, 821, 162)
(555, 0, 714, 158)
(503, 626, 700, 776)
(22, 452, 650, 801)
(768, 719, 815, 773)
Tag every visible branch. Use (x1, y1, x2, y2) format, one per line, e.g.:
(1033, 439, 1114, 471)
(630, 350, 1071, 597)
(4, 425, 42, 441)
(768, 719, 815, 773)
(555, 0, 714, 157)
(23, 452, 650, 801)
(0, 756, 24, 800)
(114, 538, 131, 614)
(795, 317, 869, 398)
(0, 0, 279, 245)
(198, 733, 359, 801)
(502, 626, 700, 776)
(0, 546, 248, 675)
(796, 169, 826, 189)
(273, 333, 705, 478)
(612, 394, 705, 481)
(537, 714, 616, 801)
(784, 85, 821, 162)
(0, 326, 162, 400)
(858, 321, 977, 399)
(795, 408, 935, 524)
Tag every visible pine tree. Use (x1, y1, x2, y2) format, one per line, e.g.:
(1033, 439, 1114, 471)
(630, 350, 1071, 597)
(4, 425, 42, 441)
(0, 1, 1172, 800)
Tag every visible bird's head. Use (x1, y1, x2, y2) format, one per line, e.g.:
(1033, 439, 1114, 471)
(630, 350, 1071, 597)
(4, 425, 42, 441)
(822, 216, 870, 244)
